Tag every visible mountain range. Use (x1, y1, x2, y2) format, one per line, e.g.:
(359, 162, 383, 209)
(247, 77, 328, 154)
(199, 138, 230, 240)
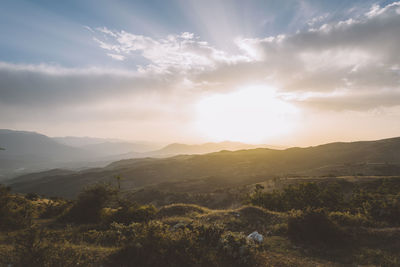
(0, 129, 271, 179)
(7, 136, 400, 198)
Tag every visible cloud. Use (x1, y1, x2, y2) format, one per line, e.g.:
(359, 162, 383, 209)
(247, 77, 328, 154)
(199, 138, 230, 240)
(307, 13, 329, 26)
(1, 1, 400, 142)
(107, 53, 125, 61)
(83, 25, 95, 33)
(290, 89, 400, 111)
(93, 29, 250, 73)
(88, 1, 400, 112)
(0, 62, 160, 108)
(0, 61, 201, 137)
(208, 1, 400, 110)
(0, 61, 196, 141)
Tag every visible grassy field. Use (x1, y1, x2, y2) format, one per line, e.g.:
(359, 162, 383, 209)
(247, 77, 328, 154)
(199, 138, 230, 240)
(1, 176, 400, 266)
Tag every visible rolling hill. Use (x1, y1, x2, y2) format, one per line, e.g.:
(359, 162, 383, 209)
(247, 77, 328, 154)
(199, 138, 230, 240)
(0, 130, 153, 178)
(145, 141, 280, 156)
(0, 129, 274, 180)
(8, 136, 400, 198)
(0, 129, 95, 179)
(53, 136, 161, 154)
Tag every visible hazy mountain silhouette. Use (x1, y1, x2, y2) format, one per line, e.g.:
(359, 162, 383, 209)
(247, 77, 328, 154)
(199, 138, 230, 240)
(0, 129, 93, 178)
(53, 136, 123, 147)
(145, 142, 281, 157)
(0, 130, 151, 178)
(0, 129, 273, 179)
(0, 129, 81, 157)
(53, 136, 160, 154)
(8, 136, 400, 198)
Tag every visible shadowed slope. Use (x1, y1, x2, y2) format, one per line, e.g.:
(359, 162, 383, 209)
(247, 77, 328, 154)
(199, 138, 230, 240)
(9, 137, 400, 198)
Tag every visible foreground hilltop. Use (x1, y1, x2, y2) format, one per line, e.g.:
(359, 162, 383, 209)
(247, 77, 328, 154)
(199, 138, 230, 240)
(9, 136, 400, 198)
(1, 177, 400, 266)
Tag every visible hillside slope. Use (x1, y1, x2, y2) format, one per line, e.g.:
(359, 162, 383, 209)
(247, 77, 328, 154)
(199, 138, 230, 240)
(8, 137, 400, 198)
(1, 129, 275, 179)
(145, 141, 280, 157)
(0, 129, 95, 178)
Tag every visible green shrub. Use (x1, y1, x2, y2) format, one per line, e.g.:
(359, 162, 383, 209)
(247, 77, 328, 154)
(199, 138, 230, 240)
(80, 226, 129, 246)
(350, 189, 400, 225)
(356, 248, 400, 267)
(106, 221, 260, 267)
(59, 184, 117, 224)
(156, 203, 208, 218)
(248, 182, 345, 212)
(287, 209, 348, 247)
(329, 211, 372, 227)
(108, 201, 157, 224)
(40, 200, 70, 219)
(0, 184, 33, 231)
(10, 227, 108, 267)
(25, 192, 40, 201)
(11, 227, 51, 267)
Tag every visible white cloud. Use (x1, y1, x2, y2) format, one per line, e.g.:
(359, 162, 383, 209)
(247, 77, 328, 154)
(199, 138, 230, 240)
(365, 2, 400, 17)
(93, 28, 250, 73)
(307, 13, 329, 26)
(83, 25, 95, 33)
(4, 1, 400, 116)
(107, 53, 125, 61)
(203, 1, 400, 110)
(2, 2, 400, 142)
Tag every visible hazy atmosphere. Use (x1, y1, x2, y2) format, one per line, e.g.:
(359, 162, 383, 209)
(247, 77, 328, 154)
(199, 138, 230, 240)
(1, 0, 400, 146)
(2, 1, 400, 266)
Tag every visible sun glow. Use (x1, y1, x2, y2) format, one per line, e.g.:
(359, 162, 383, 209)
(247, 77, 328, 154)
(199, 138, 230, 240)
(194, 85, 299, 143)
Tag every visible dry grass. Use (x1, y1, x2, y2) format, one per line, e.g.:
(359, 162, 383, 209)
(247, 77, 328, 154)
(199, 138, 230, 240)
(156, 203, 210, 218)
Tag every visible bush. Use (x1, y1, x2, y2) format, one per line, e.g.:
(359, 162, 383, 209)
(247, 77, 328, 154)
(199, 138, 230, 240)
(287, 209, 348, 247)
(350, 188, 400, 225)
(329, 211, 372, 227)
(157, 203, 208, 218)
(10, 227, 108, 267)
(59, 184, 117, 224)
(11, 227, 51, 267)
(248, 182, 345, 212)
(25, 192, 40, 201)
(40, 200, 70, 219)
(107, 200, 157, 224)
(79, 222, 139, 247)
(106, 221, 260, 267)
(0, 184, 33, 231)
(355, 248, 400, 266)
(364, 193, 400, 225)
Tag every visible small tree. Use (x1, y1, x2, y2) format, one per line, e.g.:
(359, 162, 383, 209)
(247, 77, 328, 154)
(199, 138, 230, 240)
(61, 184, 117, 224)
(12, 227, 50, 267)
(115, 175, 124, 190)
(254, 184, 264, 194)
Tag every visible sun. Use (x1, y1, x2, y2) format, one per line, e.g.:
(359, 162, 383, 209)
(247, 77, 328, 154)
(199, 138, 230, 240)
(194, 85, 299, 143)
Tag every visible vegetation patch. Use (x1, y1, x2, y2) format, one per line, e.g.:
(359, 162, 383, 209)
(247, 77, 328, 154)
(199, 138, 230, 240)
(156, 203, 209, 218)
(1, 177, 400, 266)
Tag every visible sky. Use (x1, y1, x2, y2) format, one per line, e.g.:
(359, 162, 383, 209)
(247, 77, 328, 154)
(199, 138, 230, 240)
(1, 0, 400, 146)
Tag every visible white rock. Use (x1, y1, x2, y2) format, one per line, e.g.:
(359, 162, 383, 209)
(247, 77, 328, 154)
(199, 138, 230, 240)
(247, 231, 263, 243)
(172, 222, 186, 231)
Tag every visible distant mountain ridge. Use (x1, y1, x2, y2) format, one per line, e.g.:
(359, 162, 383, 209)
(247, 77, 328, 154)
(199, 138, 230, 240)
(8, 136, 400, 198)
(53, 136, 123, 147)
(0, 129, 80, 157)
(0, 129, 92, 178)
(53, 136, 159, 154)
(0, 129, 273, 179)
(0, 130, 151, 178)
(149, 141, 281, 156)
